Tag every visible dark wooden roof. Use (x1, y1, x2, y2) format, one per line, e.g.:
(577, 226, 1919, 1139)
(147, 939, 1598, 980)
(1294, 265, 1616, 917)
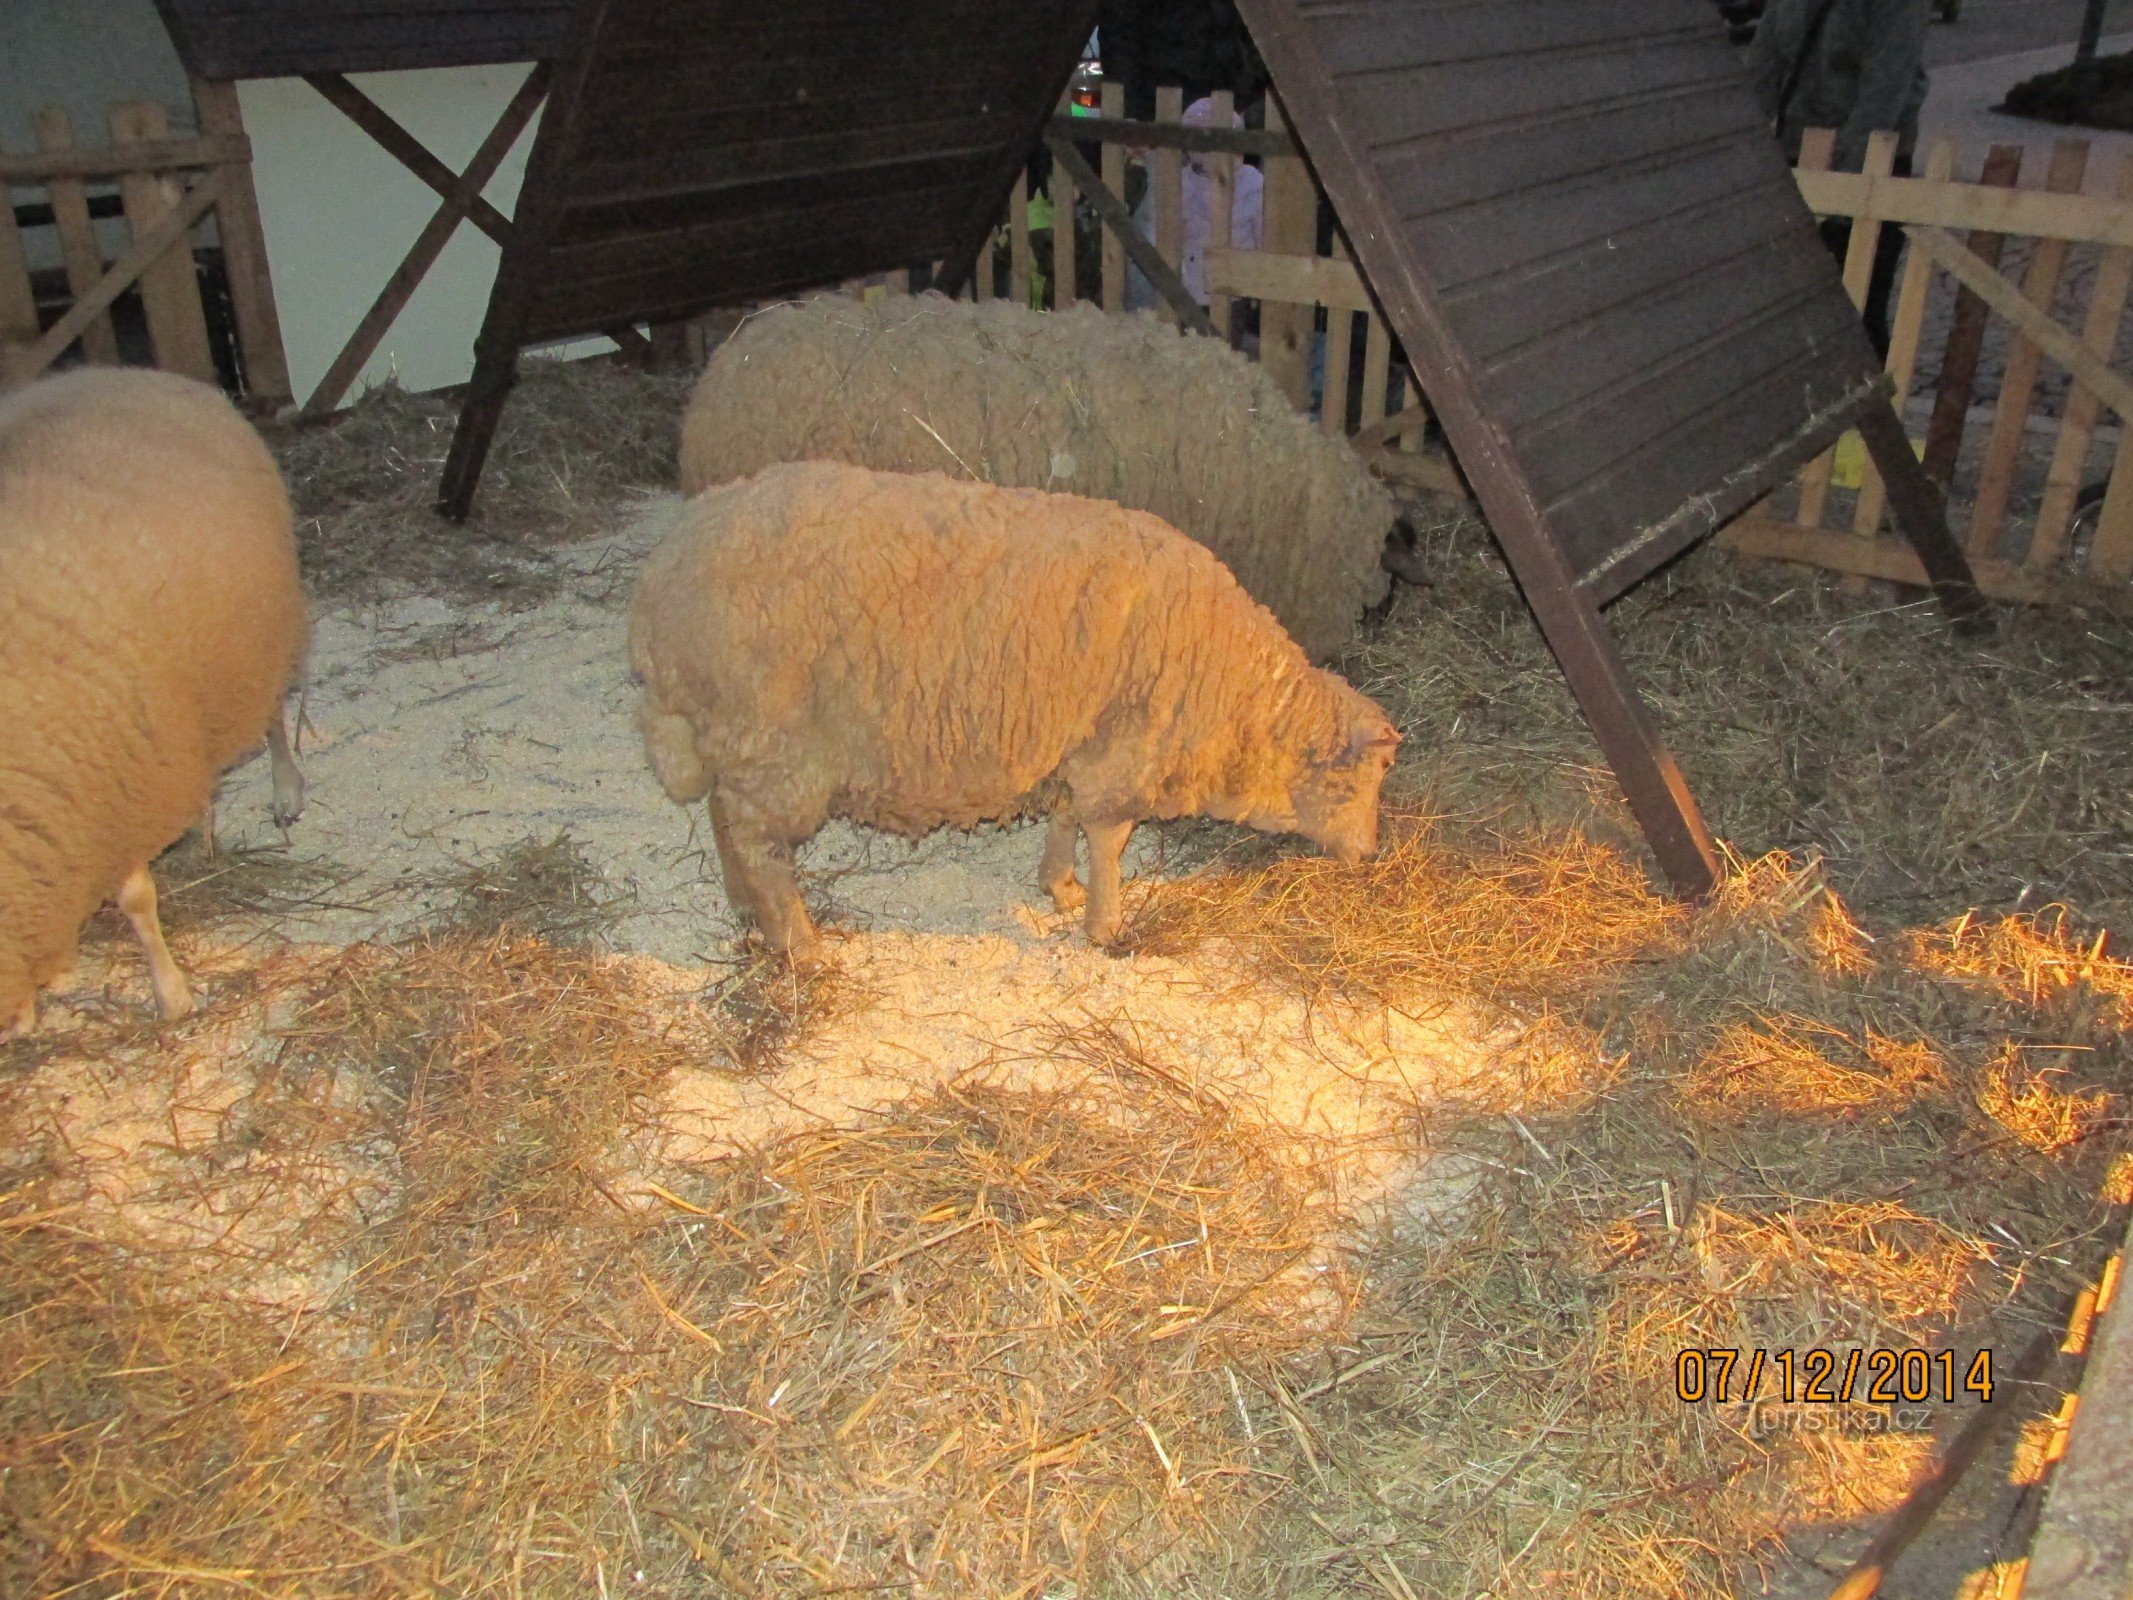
(512, 0, 1098, 338)
(153, 0, 572, 79)
(1241, 0, 1883, 603)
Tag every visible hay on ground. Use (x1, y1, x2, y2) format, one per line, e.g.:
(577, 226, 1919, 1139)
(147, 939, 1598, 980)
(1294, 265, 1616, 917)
(273, 356, 692, 606)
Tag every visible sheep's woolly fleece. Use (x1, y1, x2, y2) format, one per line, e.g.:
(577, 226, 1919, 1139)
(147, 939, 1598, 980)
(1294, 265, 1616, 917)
(29, 493, 1499, 1248)
(678, 292, 1396, 662)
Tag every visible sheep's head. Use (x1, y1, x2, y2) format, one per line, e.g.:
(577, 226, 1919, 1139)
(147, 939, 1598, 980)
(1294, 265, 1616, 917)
(1289, 678, 1400, 864)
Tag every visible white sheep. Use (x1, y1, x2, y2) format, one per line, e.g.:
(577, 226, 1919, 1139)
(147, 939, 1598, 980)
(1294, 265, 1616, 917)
(1, 368, 308, 1036)
(629, 461, 1399, 963)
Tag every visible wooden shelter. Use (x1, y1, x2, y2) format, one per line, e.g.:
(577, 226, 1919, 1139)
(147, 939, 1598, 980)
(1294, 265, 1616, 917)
(151, 0, 1986, 898)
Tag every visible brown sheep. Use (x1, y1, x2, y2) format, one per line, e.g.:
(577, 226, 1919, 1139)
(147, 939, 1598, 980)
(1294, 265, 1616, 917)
(628, 461, 1399, 963)
(1, 368, 308, 1037)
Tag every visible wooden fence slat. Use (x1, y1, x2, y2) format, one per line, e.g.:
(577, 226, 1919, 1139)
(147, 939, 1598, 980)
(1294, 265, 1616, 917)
(1257, 93, 1316, 411)
(1051, 93, 1078, 310)
(0, 171, 224, 388)
(108, 102, 216, 383)
(1205, 90, 1234, 340)
(32, 107, 122, 366)
(1360, 312, 1392, 431)
(193, 77, 290, 406)
(1322, 232, 1355, 436)
(1970, 138, 2092, 557)
(1153, 86, 1184, 327)
(1795, 127, 1890, 530)
(2088, 430, 2133, 582)
(1795, 165, 2133, 247)
(2032, 151, 2133, 570)
(1100, 80, 1125, 313)
(0, 133, 248, 183)
(1853, 137, 1955, 536)
(0, 137, 40, 372)
(1921, 144, 2024, 488)
(1044, 135, 1213, 334)
(1009, 173, 1032, 309)
(973, 227, 996, 300)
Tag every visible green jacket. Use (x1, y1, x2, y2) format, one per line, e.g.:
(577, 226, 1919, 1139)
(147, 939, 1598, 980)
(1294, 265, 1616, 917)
(1748, 0, 1929, 170)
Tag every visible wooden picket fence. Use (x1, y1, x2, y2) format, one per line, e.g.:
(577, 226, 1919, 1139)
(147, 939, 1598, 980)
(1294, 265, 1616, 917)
(927, 91, 2133, 615)
(0, 86, 288, 404)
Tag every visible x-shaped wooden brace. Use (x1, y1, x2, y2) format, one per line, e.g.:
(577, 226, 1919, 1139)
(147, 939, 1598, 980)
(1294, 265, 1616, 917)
(297, 65, 559, 418)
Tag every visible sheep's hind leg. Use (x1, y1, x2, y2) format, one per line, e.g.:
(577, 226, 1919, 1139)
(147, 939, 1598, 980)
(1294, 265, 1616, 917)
(117, 864, 194, 1020)
(711, 802, 821, 968)
(268, 710, 305, 827)
(1040, 806, 1084, 913)
(1079, 818, 1135, 948)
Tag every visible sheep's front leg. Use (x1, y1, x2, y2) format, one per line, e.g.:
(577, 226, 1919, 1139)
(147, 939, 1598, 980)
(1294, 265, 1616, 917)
(117, 864, 193, 1020)
(711, 801, 820, 968)
(1079, 818, 1135, 948)
(268, 710, 305, 827)
(1039, 806, 1084, 913)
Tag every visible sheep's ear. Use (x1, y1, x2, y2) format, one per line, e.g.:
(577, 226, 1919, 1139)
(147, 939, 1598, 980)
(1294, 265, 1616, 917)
(1344, 719, 1401, 762)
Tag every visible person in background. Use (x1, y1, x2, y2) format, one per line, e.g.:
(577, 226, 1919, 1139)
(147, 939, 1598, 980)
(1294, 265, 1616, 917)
(1124, 94, 1266, 316)
(1748, 0, 1930, 357)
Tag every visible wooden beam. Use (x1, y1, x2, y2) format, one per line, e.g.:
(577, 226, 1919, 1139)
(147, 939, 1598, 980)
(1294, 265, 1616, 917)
(1044, 134, 1214, 336)
(439, 0, 610, 522)
(1854, 398, 1992, 633)
(1043, 113, 1300, 159)
(0, 171, 224, 390)
(1725, 513, 2133, 619)
(300, 64, 550, 419)
(0, 132, 248, 182)
(192, 78, 291, 406)
(1796, 166, 2133, 246)
(1205, 243, 1373, 313)
(304, 71, 519, 248)
(1909, 223, 2133, 425)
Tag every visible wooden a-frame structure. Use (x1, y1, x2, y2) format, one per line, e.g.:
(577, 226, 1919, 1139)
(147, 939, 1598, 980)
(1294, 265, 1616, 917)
(155, 0, 1987, 898)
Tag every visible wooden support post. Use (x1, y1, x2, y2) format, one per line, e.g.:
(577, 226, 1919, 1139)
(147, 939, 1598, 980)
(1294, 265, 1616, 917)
(1852, 138, 1954, 538)
(1205, 90, 1235, 341)
(109, 102, 217, 383)
(1100, 80, 1126, 312)
(300, 64, 549, 419)
(1856, 398, 1992, 631)
(1257, 94, 1316, 410)
(1360, 312, 1391, 430)
(1971, 138, 2091, 556)
(1153, 86, 1184, 326)
(1921, 144, 2023, 488)
(2032, 150, 2133, 570)
(32, 108, 122, 366)
(192, 78, 291, 406)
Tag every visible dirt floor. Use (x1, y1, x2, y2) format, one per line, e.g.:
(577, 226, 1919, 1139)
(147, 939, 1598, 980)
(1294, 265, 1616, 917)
(3, 356, 2130, 1599)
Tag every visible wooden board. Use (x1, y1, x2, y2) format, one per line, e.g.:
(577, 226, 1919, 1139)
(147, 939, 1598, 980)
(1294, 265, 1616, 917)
(32, 108, 122, 366)
(108, 102, 217, 383)
(153, 0, 571, 78)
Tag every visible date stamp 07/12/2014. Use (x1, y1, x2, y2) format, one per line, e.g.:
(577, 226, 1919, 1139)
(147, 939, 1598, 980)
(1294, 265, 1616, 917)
(1676, 1345, 1994, 1406)
(1674, 1347, 1995, 1436)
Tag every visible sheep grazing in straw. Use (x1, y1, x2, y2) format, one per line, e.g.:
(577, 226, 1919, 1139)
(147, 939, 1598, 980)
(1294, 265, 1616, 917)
(629, 461, 1400, 965)
(1, 368, 308, 1036)
(676, 292, 1400, 663)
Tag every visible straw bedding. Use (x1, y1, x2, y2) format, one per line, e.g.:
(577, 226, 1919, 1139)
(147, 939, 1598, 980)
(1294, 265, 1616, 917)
(4, 365, 2131, 1598)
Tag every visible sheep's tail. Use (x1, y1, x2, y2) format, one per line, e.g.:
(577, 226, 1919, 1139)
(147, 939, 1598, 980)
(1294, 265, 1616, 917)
(637, 691, 711, 805)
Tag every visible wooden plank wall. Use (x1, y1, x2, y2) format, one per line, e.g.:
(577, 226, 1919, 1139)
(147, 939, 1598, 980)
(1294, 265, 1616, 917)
(977, 100, 2133, 617)
(151, 0, 571, 79)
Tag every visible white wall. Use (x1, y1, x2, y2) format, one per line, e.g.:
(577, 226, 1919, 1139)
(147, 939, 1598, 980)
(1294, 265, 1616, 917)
(240, 64, 611, 407)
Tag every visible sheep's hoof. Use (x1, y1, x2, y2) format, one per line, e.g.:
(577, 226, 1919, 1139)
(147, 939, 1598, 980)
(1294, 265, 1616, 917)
(1046, 877, 1086, 914)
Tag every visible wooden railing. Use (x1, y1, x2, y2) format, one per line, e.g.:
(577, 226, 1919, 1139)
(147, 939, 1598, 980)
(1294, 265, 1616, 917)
(0, 85, 288, 405)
